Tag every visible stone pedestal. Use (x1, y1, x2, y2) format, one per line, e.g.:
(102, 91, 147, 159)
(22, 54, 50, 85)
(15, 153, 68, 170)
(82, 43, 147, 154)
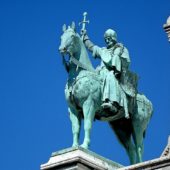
(118, 156, 170, 170)
(40, 147, 123, 170)
(41, 136, 170, 170)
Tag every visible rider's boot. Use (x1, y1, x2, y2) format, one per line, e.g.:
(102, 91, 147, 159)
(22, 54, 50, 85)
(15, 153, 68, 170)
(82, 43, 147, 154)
(101, 99, 118, 113)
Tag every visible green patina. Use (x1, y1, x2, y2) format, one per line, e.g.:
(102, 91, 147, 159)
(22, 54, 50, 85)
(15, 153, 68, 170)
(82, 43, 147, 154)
(58, 13, 153, 165)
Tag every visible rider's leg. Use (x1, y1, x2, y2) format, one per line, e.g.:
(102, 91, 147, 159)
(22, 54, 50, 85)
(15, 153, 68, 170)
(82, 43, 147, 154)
(102, 72, 120, 112)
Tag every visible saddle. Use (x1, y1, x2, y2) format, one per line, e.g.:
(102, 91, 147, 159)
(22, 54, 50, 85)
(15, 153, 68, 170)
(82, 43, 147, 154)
(120, 69, 138, 97)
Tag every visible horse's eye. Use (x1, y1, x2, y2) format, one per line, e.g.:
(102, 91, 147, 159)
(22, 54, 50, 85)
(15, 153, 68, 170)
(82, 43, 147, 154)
(71, 35, 74, 39)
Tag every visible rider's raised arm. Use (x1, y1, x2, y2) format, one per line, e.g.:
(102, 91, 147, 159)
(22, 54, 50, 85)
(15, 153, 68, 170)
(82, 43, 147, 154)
(83, 34, 101, 59)
(83, 34, 94, 52)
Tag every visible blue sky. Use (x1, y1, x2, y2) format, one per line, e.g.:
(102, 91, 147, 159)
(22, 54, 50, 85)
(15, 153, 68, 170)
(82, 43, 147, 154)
(0, 1, 170, 170)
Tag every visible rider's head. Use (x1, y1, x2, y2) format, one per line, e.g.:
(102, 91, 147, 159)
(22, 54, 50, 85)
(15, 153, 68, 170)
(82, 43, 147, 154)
(104, 29, 117, 48)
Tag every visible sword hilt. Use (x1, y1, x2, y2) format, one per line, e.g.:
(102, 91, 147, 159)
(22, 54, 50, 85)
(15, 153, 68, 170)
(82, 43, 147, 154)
(79, 12, 90, 36)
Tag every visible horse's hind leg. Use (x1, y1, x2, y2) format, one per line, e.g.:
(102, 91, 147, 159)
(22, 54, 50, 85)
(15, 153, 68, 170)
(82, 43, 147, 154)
(109, 120, 136, 164)
(133, 126, 144, 163)
(69, 107, 81, 147)
(81, 96, 95, 149)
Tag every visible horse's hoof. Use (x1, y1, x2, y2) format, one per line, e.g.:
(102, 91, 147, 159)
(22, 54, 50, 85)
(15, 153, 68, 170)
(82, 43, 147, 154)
(72, 144, 79, 148)
(80, 144, 89, 149)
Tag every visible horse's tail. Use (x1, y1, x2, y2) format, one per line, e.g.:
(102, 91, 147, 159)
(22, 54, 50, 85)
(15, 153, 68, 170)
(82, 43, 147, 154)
(132, 93, 153, 138)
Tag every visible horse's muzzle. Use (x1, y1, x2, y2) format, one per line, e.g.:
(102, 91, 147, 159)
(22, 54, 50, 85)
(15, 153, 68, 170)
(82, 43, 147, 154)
(59, 46, 67, 54)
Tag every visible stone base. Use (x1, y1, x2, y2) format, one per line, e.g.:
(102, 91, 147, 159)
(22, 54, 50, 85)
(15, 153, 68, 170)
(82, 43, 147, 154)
(40, 147, 123, 170)
(41, 147, 170, 170)
(119, 156, 170, 170)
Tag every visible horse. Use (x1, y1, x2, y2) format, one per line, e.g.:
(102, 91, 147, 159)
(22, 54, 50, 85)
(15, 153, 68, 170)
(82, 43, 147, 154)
(58, 22, 153, 164)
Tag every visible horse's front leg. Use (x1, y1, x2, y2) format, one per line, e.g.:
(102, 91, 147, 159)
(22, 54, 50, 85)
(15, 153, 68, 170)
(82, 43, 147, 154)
(81, 96, 95, 149)
(69, 107, 81, 147)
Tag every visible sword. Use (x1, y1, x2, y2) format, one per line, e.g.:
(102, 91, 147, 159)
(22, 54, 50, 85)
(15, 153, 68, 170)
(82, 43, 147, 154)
(79, 12, 90, 39)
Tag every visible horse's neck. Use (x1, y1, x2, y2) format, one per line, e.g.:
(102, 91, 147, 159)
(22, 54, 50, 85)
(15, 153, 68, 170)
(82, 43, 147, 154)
(77, 38, 94, 71)
(67, 36, 94, 84)
(68, 64, 78, 86)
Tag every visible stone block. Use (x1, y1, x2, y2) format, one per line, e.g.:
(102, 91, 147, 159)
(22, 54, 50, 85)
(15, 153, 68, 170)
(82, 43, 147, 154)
(41, 147, 123, 170)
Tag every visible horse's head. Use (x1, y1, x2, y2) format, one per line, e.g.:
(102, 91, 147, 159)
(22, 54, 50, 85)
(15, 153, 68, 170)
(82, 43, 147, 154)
(59, 22, 80, 56)
(59, 22, 94, 72)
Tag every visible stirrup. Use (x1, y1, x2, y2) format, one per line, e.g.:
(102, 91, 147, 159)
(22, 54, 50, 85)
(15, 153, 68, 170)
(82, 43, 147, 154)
(101, 102, 112, 109)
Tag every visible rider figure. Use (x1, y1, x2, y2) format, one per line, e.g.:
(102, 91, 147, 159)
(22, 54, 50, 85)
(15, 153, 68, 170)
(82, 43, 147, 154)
(83, 29, 131, 118)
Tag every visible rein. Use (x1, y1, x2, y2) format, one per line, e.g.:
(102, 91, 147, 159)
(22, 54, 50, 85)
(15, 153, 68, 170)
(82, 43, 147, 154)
(70, 54, 94, 72)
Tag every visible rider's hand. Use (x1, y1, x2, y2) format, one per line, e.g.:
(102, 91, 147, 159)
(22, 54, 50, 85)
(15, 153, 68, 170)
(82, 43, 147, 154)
(81, 29, 87, 36)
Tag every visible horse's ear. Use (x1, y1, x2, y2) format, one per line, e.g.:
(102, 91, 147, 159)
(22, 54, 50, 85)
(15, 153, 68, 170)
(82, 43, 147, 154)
(71, 21, 76, 31)
(62, 24, 66, 32)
